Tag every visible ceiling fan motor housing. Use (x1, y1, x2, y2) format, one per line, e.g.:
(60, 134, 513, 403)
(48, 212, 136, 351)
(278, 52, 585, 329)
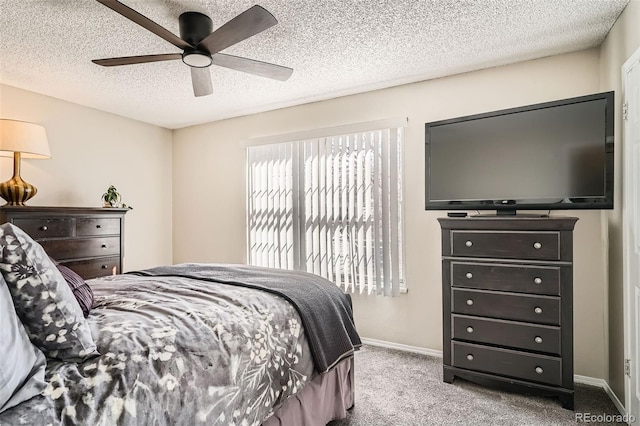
(179, 12, 213, 46)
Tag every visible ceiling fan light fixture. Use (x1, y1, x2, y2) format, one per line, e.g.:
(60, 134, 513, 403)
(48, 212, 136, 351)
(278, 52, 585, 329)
(182, 51, 212, 68)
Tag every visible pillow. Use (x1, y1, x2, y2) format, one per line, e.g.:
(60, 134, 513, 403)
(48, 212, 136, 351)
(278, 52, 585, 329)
(0, 275, 47, 413)
(0, 223, 98, 361)
(55, 263, 94, 318)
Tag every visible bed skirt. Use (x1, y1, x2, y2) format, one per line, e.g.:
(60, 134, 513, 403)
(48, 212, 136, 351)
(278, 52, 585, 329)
(263, 356, 354, 426)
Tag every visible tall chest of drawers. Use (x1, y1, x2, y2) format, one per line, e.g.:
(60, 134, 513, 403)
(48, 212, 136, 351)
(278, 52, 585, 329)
(0, 206, 128, 280)
(438, 216, 578, 410)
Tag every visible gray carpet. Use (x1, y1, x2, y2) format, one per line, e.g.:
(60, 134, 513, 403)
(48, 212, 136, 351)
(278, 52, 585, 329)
(329, 345, 624, 425)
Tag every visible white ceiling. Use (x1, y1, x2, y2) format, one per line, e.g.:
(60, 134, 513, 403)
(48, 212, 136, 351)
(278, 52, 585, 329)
(0, 0, 629, 129)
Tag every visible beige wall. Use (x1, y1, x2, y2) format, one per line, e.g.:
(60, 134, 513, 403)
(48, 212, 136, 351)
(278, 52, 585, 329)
(0, 84, 173, 271)
(0, 28, 622, 383)
(173, 49, 610, 378)
(599, 0, 640, 404)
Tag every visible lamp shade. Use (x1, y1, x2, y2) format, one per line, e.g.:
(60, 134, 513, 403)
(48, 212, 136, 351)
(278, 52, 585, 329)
(0, 119, 51, 205)
(0, 119, 51, 159)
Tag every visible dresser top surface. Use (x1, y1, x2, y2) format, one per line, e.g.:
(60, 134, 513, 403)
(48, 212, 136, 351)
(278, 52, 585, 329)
(0, 206, 130, 216)
(438, 215, 578, 231)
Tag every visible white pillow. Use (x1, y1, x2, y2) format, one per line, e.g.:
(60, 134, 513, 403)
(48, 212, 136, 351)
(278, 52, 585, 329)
(0, 275, 47, 413)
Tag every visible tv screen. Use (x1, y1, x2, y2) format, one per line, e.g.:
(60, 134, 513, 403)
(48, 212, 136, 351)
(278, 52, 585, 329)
(425, 91, 614, 214)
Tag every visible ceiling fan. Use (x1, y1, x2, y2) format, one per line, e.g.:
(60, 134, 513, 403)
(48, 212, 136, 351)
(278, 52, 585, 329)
(93, 0, 293, 97)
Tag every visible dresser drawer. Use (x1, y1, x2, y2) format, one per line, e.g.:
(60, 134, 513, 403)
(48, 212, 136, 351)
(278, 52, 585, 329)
(61, 257, 121, 279)
(76, 218, 121, 236)
(40, 237, 120, 260)
(452, 288, 560, 325)
(452, 314, 561, 355)
(452, 341, 562, 386)
(451, 262, 561, 296)
(451, 231, 560, 260)
(11, 218, 74, 239)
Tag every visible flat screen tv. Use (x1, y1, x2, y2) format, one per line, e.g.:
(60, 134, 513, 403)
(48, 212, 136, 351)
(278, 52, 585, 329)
(425, 91, 614, 215)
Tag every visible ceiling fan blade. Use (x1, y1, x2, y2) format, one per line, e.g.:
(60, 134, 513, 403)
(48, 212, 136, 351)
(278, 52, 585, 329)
(191, 67, 213, 97)
(211, 53, 293, 81)
(96, 0, 192, 50)
(196, 5, 277, 55)
(93, 53, 182, 67)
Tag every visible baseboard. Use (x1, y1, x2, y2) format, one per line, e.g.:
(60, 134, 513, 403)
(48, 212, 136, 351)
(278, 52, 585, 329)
(574, 375, 627, 417)
(574, 374, 606, 387)
(360, 337, 443, 358)
(362, 338, 627, 417)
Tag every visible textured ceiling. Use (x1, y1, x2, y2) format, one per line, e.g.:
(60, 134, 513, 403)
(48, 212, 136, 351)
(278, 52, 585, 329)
(0, 0, 630, 129)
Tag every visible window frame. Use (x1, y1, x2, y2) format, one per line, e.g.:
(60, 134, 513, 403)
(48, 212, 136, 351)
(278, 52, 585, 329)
(245, 118, 407, 295)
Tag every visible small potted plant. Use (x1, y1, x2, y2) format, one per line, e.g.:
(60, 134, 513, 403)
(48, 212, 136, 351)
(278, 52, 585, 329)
(102, 185, 132, 209)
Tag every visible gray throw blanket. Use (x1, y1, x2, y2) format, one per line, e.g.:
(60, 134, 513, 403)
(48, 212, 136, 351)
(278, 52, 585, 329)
(128, 263, 361, 373)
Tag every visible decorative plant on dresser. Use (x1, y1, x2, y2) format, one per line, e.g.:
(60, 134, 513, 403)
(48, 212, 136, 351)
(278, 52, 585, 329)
(101, 185, 132, 209)
(438, 216, 578, 410)
(0, 206, 128, 279)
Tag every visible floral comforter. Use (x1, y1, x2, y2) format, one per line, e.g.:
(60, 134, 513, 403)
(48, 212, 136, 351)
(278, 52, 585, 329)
(0, 274, 314, 426)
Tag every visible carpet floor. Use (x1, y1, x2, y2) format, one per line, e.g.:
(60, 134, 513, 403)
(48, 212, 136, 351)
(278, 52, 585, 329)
(328, 345, 624, 425)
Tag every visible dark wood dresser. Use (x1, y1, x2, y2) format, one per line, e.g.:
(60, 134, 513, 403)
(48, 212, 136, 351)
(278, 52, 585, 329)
(0, 206, 128, 280)
(438, 216, 578, 409)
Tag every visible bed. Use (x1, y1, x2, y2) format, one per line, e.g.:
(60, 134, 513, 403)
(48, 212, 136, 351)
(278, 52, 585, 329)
(0, 223, 360, 425)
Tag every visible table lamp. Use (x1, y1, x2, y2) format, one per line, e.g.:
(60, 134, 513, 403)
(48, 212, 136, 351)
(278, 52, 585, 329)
(0, 119, 51, 206)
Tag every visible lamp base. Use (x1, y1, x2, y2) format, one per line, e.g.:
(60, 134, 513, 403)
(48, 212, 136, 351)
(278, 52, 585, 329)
(0, 175, 38, 206)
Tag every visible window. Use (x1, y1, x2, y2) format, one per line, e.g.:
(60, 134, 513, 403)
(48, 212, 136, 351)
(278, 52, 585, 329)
(247, 119, 406, 296)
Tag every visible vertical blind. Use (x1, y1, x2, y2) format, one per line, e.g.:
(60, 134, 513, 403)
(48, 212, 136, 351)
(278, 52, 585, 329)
(247, 124, 405, 296)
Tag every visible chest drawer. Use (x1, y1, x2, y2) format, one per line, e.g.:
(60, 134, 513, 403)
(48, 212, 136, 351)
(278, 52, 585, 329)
(452, 314, 561, 355)
(452, 341, 562, 386)
(39, 237, 120, 260)
(62, 257, 121, 280)
(11, 218, 74, 239)
(451, 231, 559, 260)
(76, 218, 121, 236)
(451, 262, 561, 296)
(452, 288, 560, 325)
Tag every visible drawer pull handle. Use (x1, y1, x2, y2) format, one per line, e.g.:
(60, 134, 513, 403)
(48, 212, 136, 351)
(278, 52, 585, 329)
(534, 277, 542, 284)
(40, 225, 48, 231)
(96, 224, 102, 229)
(101, 244, 107, 248)
(534, 307, 543, 314)
(466, 272, 473, 279)
(466, 326, 474, 333)
(466, 354, 474, 361)
(465, 240, 473, 247)
(534, 336, 543, 344)
(101, 265, 108, 269)
(466, 299, 474, 306)
(535, 366, 544, 374)
(533, 242, 542, 249)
